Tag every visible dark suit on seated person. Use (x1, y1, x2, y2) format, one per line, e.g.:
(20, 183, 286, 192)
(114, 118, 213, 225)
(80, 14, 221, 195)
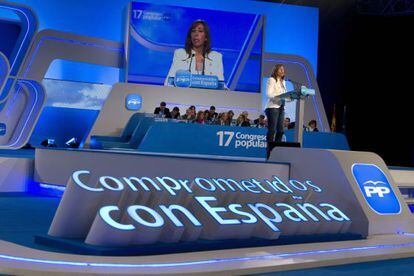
(154, 101, 172, 118)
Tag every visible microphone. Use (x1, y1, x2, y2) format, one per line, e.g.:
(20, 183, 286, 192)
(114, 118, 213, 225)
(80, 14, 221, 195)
(188, 53, 195, 73)
(202, 53, 205, 75)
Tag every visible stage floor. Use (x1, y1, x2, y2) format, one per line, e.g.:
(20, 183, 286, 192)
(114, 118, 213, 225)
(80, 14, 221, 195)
(1, 193, 414, 275)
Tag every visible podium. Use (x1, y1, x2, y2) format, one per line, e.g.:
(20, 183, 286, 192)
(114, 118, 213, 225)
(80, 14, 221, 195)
(279, 86, 315, 145)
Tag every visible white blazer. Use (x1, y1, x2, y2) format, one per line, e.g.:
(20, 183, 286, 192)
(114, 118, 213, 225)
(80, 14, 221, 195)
(265, 77, 288, 109)
(164, 48, 224, 85)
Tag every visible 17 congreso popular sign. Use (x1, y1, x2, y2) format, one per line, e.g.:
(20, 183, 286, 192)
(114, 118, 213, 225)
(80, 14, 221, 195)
(48, 155, 375, 247)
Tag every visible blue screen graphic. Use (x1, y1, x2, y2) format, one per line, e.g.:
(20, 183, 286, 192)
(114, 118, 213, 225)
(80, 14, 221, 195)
(352, 163, 401, 215)
(6, 0, 318, 87)
(127, 2, 263, 92)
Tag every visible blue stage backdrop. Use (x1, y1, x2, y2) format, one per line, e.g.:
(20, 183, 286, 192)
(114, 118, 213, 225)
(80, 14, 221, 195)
(5, 0, 318, 85)
(127, 2, 263, 92)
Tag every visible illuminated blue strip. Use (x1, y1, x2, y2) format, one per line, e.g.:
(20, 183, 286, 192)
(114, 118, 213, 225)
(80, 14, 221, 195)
(4, 80, 40, 147)
(0, 4, 31, 73)
(1, 241, 414, 268)
(39, 183, 66, 192)
(23, 36, 123, 78)
(264, 58, 324, 131)
(5, 80, 21, 117)
(398, 232, 414, 237)
(227, 15, 261, 87)
(0, 53, 9, 105)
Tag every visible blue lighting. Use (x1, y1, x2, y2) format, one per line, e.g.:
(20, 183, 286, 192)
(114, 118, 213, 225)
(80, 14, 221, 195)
(39, 183, 66, 192)
(5, 80, 40, 148)
(398, 232, 414, 236)
(0, 3, 33, 74)
(1, 241, 414, 268)
(29, 182, 65, 197)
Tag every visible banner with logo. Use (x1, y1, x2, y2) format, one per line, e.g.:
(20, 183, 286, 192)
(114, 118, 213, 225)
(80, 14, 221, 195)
(125, 94, 142, 111)
(46, 149, 369, 247)
(168, 70, 224, 90)
(138, 122, 267, 157)
(352, 164, 401, 215)
(35, 144, 414, 251)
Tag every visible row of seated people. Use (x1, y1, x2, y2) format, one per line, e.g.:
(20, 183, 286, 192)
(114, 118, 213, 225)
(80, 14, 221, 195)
(90, 103, 319, 150)
(154, 101, 320, 131)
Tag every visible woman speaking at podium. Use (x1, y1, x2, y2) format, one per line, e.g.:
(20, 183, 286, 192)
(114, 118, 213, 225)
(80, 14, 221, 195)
(265, 64, 287, 149)
(164, 20, 225, 85)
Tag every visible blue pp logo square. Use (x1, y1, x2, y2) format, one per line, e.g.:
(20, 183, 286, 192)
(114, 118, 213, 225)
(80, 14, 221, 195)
(126, 94, 142, 111)
(174, 70, 191, 87)
(0, 123, 6, 136)
(352, 163, 401, 215)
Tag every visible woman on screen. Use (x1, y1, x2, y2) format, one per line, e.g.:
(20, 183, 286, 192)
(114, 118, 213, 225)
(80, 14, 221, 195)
(164, 20, 225, 86)
(265, 64, 287, 156)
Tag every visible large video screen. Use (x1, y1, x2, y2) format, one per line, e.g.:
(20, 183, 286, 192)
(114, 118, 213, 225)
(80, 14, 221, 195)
(127, 2, 263, 92)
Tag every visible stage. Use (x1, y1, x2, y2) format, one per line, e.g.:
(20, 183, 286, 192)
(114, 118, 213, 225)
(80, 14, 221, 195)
(1, 192, 414, 275)
(1, 1, 414, 275)
(1, 146, 414, 274)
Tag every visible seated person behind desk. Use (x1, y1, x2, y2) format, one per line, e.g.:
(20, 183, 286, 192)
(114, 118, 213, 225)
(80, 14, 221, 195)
(307, 119, 319, 132)
(236, 114, 251, 127)
(284, 117, 291, 131)
(164, 20, 224, 86)
(216, 112, 231, 126)
(254, 115, 266, 128)
(227, 110, 235, 126)
(181, 108, 196, 121)
(203, 110, 212, 123)
(171, 106, 181, 119)
(154, 101, 171, 118)
(241, 111, 251, 125)
(194, 111, 206, 124)
(209, 106, 218, 121)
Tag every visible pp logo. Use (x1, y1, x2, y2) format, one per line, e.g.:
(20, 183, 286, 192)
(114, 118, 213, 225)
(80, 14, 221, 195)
(125, 94, 142, 111)
(352, 163, 401, 214)
(174, 70, 191, 88)
(0, 123, 5, 136)
(364, 182, 389, 198)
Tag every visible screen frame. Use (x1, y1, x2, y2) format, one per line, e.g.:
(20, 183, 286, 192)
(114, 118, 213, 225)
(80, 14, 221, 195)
(124, 1, 265, 94)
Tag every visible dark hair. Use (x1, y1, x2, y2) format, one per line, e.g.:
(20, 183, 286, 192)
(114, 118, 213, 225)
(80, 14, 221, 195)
(196, 110, 205, 120)
(185, 20, 212, 58)
(271, 64, 285, 82)
(285, 117, 291, 122)
(259, 115, 265, 119)
(189, 105, 195, 110)
(160, 101, 166, 107)
(210, 105, 216, 110)
(173, 106, 179, 112)
(309, 119, 317, 126)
